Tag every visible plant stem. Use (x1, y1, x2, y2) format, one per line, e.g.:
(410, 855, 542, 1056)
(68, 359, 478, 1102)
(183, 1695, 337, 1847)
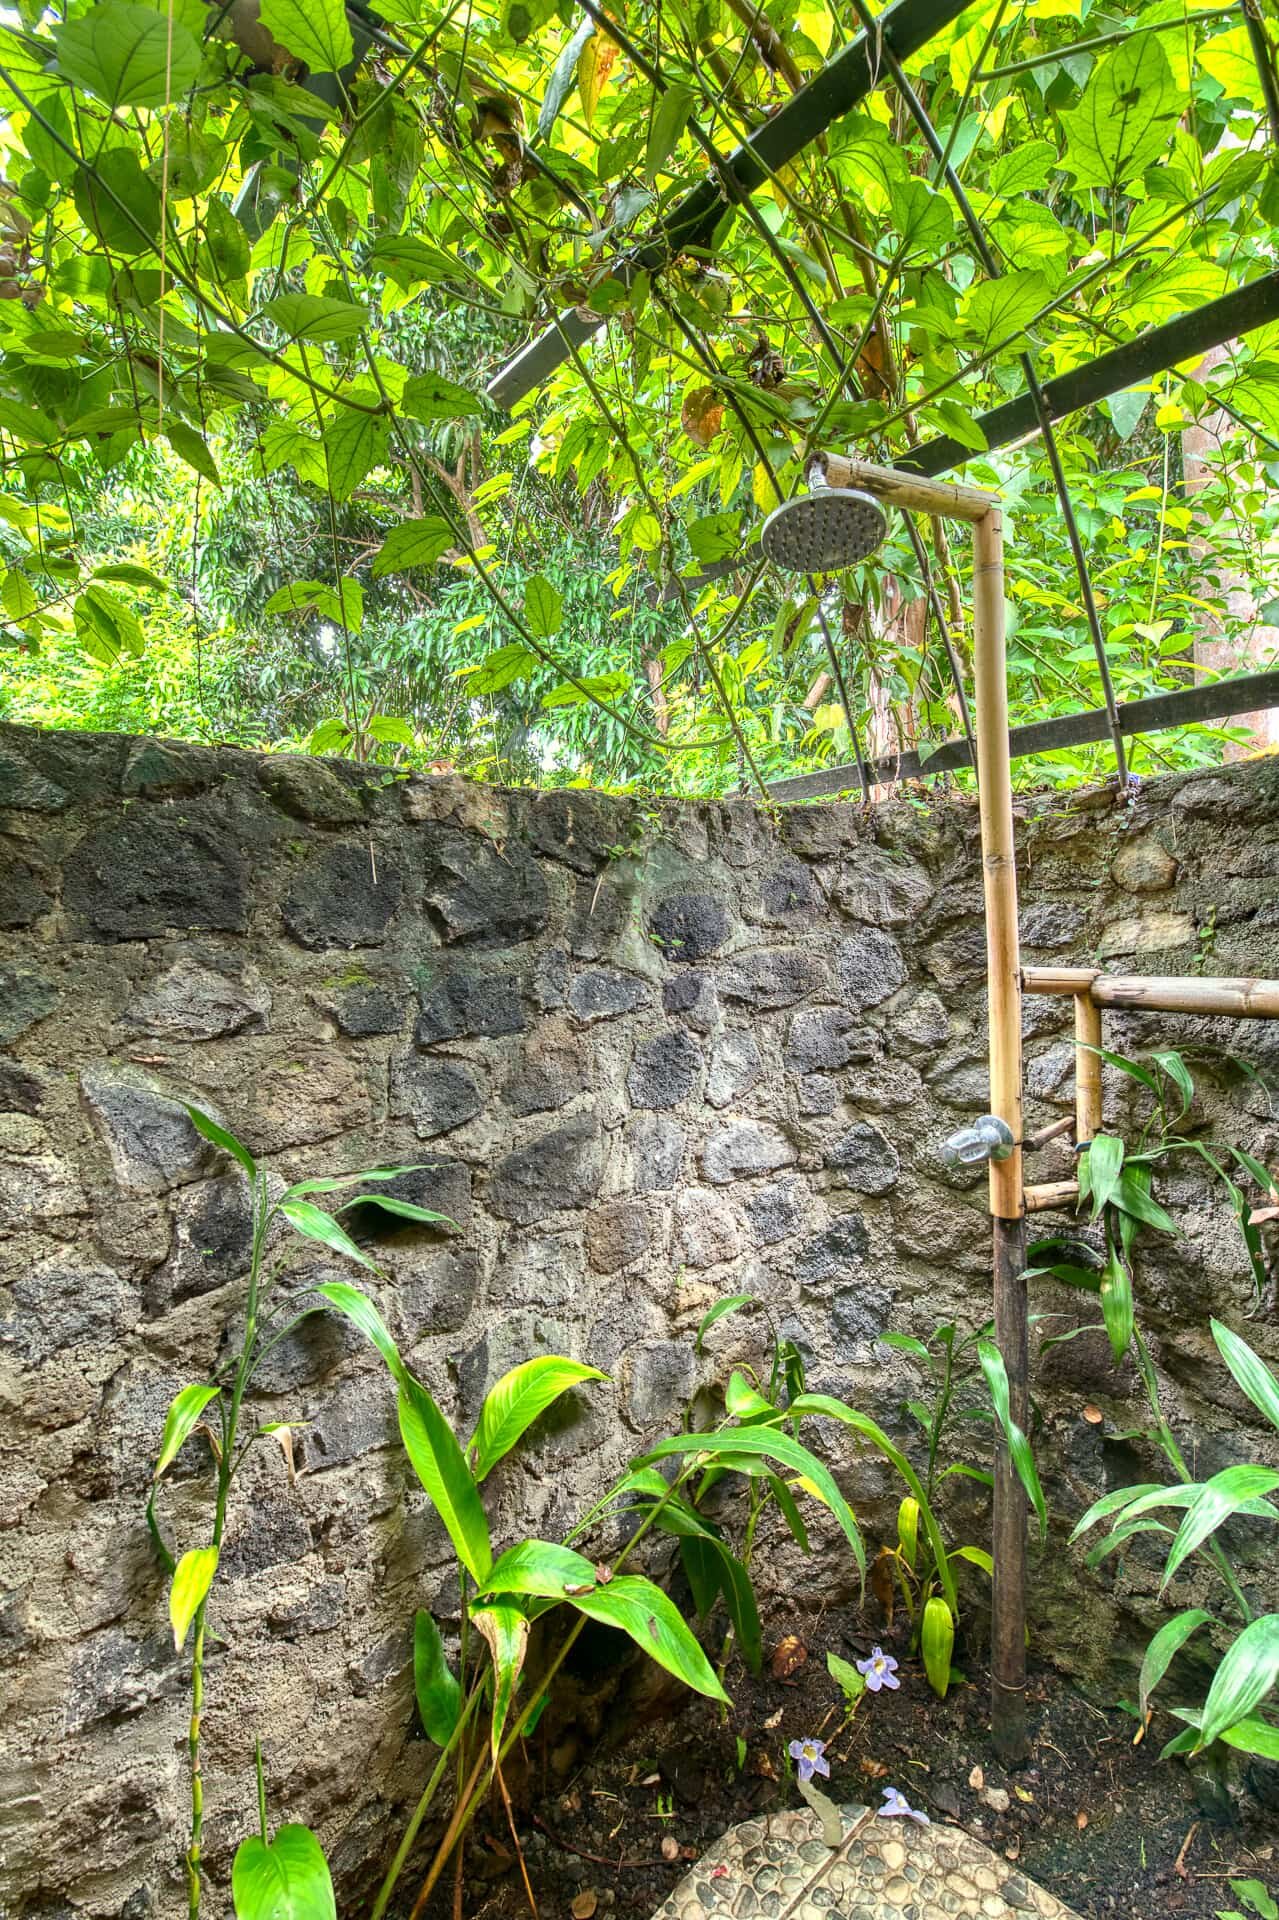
(256, 1740, 268, 1845)
(368, 1687, 483, 1920)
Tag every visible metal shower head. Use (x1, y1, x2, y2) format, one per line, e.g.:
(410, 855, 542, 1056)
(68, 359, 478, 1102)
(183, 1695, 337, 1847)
(759, 479, 887, 574)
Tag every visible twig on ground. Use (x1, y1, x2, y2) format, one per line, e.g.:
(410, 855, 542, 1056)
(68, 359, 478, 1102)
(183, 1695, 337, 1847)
(1173, 1821, 1199, 1879)
(531, 1814, 679, 1871)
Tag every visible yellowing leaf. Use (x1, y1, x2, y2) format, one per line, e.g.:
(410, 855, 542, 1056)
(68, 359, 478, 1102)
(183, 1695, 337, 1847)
(577, 33, 616, 127)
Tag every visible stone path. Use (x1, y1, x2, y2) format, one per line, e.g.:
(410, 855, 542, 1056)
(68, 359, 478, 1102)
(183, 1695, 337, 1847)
(650, 1804, 1081, 1920)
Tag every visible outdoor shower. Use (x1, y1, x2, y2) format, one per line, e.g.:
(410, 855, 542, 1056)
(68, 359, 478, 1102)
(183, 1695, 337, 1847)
(763, 453, 1030, 1761)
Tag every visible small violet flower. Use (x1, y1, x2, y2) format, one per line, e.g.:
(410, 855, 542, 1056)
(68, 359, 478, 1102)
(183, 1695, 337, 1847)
(856, 1645, 900, 1692)
(879, 1786, 930, 1826)
(788, 1736, 830, 1784)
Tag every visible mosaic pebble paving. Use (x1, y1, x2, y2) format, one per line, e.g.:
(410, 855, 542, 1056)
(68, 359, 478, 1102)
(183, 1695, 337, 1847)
(649, 1804, 1081, 1920)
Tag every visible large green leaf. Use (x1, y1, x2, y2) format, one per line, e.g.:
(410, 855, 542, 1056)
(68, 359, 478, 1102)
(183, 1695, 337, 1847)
(56, 5, 202, 109)
(258, 0, 353, 75)
(413, 1609, 461, 1746)
(1211, 1319, 1279, 1434)
(1197, 1614, 1279, 1751)
(645, 84, 695, 184)
(523, 574, 563, 640)
(958, 270, 1049, 355)
(637, 1428, 865, 1589)
(231, 1824, 336, 1920)
(787, 1394, 957, 1616)
(1083, 1134, 1125, 1219)
(324, 413, 388, 503)
(470, 1602, 528, 1759)
(371, 517, 454, 576)
(470, 1358, 606, 1480)
(1138, 1607, 1214, 1718)
(1060, 32, 1181, 191)
(398, 1377, 492, 1586)
(975, 1341, 1047, 1540)
(314, 1280, 403, 1386)
(262, 294, 368, 342)
(1159, 1466, 1279, 1593)
(279, 1200, 379, 1274)
(569, 1574, 728, 1703)
(401, 372, 484, 422)
(170, 1545, 218, 1650)
(477, 1539, 597, 1598)
(1098, 1243, 1134, 1363)
(154, 1383, 219, 1480)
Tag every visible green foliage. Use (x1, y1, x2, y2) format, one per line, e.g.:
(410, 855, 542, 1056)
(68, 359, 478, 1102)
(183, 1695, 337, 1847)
(0, 0, 1276, 791)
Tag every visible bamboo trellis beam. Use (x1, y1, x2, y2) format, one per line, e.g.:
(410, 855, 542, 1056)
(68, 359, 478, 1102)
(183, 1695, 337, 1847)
(818, 453, 996, 524)
(1023, 968, 1279, 1018)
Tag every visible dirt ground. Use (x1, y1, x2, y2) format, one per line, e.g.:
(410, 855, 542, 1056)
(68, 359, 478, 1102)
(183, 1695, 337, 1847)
(426, 1604, 1278, 1920)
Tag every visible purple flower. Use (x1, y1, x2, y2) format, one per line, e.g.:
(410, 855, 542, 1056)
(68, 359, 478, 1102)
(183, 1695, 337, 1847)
(855, 1646, 900, 1692)
(879, 1786, 930, 1826)
(788, 1737, 830, 1783)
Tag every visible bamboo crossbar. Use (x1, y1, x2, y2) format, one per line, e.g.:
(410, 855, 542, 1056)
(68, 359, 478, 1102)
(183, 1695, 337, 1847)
(1024, 1180, 1081, 1213)
(1023, 967, 1279, 1018)
(817, 453, 996, 523)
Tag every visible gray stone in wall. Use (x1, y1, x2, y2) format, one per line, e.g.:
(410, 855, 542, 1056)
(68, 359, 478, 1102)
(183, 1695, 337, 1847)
(531, 945, 569, 1010)
(834, 846, 933, 927)
(831, 1281, 895, 1360)
(721, 948, 828, 1010)
(892, 990, 950, 1048)
(702, 1119, 796, 1185)
(825, 1121, 900, 1194)
(586, 1200, 651, 1274)
(706, 1030, 763, 1109)
(425, 829, 549, 946)
(925, 922, 988, 988)
(65, 814, 250, 939)
(647, 892, 730, 962)
(626, 1112, 684, 1192)
(346, 1160, 471, 1239)
(623, 1340, 695, 1430)
(501, 1029, 588, 1116)
(120, 959, 271, 1041)
(0, 1058, 44, 1114)
(628, 1028, 703, 1109)
(568, 968, 648, 1022)
(282, 843, 403, 950)
(150, 1174, 253, 1314)
(847, 1059, 925, 1111)
(662, 970, 719, 1032)
(219, 1493, 313, 1579)
(244, 1293, 355, 1393)
(0, 744, 68, 810)
(836, 928, 905, 1010)
(398, 1248, 481, 1340)
(0, 1149, 85, 1230)
(1, 1255, 131, 1363)
(674, 1189, 742, 1268)
(525, 790, 629, 875)
(0, 848, 50, 927)
(1020, 903, 1085, 949)
(65, 1629, 183, 1734)
(785, 1005, 873, 1075)
(796, 1214, 869, 1287)
(121, 738, 215, 796)
(259, 757, 365, 827)
(81, 1069, 220, 1196)
(755, 858, 822, 925)
(490, 1232, 583, 1312)
(570, 872, 632, 959)
(743, 1176, 806, 1245)
(489, 1118, 603, 1224)
(0, 966, 58, 1043)
(798, 1074, 838, 1115)
(390, 1056, 483, 1139)
(326, 983, 404, 1038)
(303, 1375, 398, 1472)
(456, 1311, 575, 1425)
(415, 963, 526, 1044)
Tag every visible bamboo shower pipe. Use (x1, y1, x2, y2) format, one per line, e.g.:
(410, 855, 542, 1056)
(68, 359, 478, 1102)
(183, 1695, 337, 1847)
(778, 455, 1031, 1759)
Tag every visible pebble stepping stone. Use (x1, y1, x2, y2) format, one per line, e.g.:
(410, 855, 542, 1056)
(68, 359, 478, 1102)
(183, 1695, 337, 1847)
(650, 1803, 1081, 1920)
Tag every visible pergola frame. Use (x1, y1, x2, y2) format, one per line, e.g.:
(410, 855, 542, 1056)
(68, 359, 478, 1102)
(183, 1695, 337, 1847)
(482, 0, 1279, 1765)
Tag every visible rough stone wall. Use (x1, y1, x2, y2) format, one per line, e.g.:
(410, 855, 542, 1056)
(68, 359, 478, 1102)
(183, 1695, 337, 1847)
(0, 721, 1276, 1917)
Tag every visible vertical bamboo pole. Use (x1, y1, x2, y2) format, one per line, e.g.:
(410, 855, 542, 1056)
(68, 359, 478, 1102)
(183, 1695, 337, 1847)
(1074, 992, 1104, 1144)
(971, 506, 1029, 1763)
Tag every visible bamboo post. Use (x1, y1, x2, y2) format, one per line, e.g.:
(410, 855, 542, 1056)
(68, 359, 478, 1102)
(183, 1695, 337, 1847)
(1074, 992, 1104, 1144)
(971, 505, 1029, 1763)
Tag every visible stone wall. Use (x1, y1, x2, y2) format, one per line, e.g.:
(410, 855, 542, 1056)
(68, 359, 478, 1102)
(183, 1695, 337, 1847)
(1, 721, 1276, 1917)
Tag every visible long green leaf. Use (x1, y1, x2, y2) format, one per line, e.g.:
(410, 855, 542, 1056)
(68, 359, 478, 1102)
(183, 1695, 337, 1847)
(185, 1104, 256, 1181)
(1159, 1466, 1279, 1593)
(1099, 1243, 1134, 1362)
(1084, 1134, 1125, 1220)
(478, 1539, 597, 1598)
(569, 1574, 729, 1703)
(638, 1428, 865, 1591)
(314, 1281, 404, 1387)
(1138, 1607, 1214, 1717)
(279, 1200, 379, 1274)
(470, 1603, 529, 1760)
(788, 1394, 956, 1617)
(1212, 1319, 1279, 1434)
(231, 1824, 336, 1920)
(1197, 1614, 1279, 1750)
(413, 1610, 461, 1746)
(170, 1545, 218, 1650)
(976, 1342, 1047, 1540)
(154, 1383, 219, 1479)
(282, 1167, 423, 1199)
(1070, 1482, 1171, 1542)
(470, 1358, 606, 1481)
(398, 1378, 492, 1585)
(921, 1594, 954, 1699)
(695, 1293, 759, 1353)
